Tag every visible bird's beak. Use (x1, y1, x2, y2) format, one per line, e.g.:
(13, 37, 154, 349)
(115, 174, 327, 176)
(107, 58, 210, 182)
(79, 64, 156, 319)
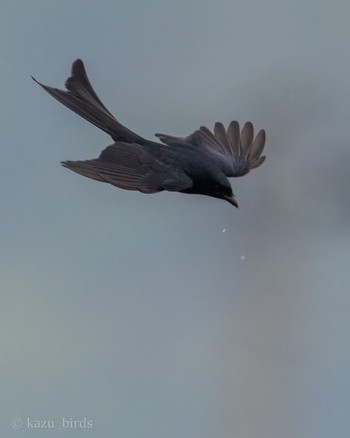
(224, 194, 239, 208)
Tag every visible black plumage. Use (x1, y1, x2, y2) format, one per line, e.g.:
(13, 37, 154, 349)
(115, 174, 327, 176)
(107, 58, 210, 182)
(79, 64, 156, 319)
(33, 59, 266, 207)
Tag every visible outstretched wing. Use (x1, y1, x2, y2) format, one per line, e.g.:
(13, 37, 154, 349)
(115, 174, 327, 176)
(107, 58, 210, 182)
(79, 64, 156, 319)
(156, 121, 266, 177)
(61, 142, 193, 194)
(32, 59, 153, 145)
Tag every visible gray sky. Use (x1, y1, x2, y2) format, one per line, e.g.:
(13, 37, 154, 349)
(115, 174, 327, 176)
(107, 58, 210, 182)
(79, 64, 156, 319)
(1, 1, 350, 437)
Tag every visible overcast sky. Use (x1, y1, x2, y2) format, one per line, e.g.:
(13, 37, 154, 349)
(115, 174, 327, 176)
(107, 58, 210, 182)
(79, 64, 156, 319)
(1, 1, 350, 437)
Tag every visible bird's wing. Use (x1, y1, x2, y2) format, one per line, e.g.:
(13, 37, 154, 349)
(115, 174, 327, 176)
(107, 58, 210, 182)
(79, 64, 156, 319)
(32, 59, 152, 145)
(61, 142, 193, 194)
(156, 121, 266, 177)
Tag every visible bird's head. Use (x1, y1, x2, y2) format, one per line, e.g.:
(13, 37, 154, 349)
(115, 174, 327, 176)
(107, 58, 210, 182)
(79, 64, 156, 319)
(208, 173, 239, 208)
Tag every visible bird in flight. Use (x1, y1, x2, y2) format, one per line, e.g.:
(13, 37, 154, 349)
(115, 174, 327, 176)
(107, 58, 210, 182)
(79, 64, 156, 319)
(33, 59, 266, 208)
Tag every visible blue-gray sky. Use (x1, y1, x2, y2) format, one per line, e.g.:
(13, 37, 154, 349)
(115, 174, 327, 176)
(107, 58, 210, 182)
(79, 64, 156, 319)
(1, 1, 350, 437)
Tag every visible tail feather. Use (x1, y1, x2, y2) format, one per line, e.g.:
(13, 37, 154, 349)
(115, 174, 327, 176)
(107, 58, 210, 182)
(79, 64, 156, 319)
(33, 59, 150, 145)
